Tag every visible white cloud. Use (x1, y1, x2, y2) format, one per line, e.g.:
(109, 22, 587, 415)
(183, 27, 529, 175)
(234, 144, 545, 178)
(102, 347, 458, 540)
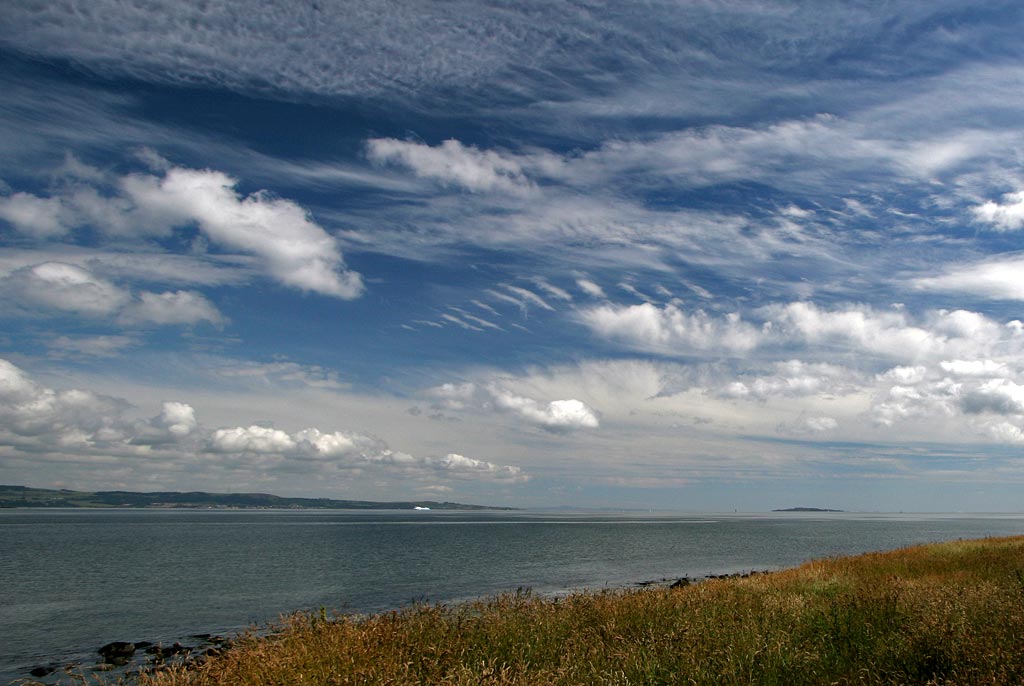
(939, 359, 1010, 378)
(768, 303, 1011, 362)
(717, 360, 860, 400)
(871, 380, 960, 427)
(440, 313, 483, 332)
(877, 365, 928, 385)
(211, 424, 525, 479)
(367, 138, 549, 194)
(429, 381, 599, 432)
(131, 401, 200, 446)
(580, 303, 761, 354)
(2, 162, 362, 299)
(0, 358, 525, 483)
(47, 335, 139, 358)
(960, 379, 1024, 416)
(501, 285, 554, 311)
(0, 192, 67, 238)
(121, 290, 224, 326)
(528, 277, 572, 302)
(0, 247, 252, 289)
(431, 453, 524, 480)
(490, 390, 600, 431)
(122, 166, 363, 298)
(912, 257, 1024, 301)
(7, 262, 131, 316)
(770, 302, 936, 360)
(777, 415, 838, 436)
(2, 261, 224, 326)
(576, 278, 606, 298)
(211, 425, 298, 453)
(0, 358, 128, 444)
(157, 401, 197, 437)
(974, 190, 1024, 231)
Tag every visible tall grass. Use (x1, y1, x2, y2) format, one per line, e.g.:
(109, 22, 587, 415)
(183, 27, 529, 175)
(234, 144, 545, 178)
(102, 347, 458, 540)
(141, 536, 1024, 686)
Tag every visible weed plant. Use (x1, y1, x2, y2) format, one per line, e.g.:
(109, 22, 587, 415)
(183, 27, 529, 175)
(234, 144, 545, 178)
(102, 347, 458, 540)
(140, 536, 1024, 686)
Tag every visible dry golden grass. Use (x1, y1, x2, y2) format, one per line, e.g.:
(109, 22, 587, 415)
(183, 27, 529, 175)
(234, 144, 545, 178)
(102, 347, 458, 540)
(140, 536, 1024, 686)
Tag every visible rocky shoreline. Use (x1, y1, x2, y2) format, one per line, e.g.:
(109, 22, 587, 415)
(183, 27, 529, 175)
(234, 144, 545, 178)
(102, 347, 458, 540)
(22, 633, 235, 684)
(19, 569, 770, 684)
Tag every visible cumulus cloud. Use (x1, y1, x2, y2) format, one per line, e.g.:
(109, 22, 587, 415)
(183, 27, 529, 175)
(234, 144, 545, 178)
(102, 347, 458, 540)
(973, 190, 1024, 231)
(0, 193, 67, 238)
(7, 262, 131, 316)
(210, 424, 524, 480)
(868, 367, 1024, 436)
(871, 379, 961, 427)
(0, 358, 524, 482)
(491, 391, 600, 431)
(424, 452, 524, 480)
(1, 261, 224, 326)
(768, 302, 1013, 362)
(717, 360, 860, 400)
(1, 163, 363, 299)
(120, 290, 224, 327)
(580, 303, 761, 354)
(157, 401, 197, 437)
(121, 166, 362, 298)
(939, 359, 1010, 377)
(769, 302, 938, 360)
(0, 358, 128, 446)
(960, 379, 1024, 416)
(211, 425, 297, 454)
(429, 382, 599, 432)
(877, 365, 928, 385)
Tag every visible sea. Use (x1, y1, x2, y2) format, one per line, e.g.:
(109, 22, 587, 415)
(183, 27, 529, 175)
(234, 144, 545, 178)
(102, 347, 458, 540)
(4, 508, 1024, 683)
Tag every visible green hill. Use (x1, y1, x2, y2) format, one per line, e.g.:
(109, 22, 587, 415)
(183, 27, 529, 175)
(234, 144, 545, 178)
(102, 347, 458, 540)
(0, 485, 514, 510)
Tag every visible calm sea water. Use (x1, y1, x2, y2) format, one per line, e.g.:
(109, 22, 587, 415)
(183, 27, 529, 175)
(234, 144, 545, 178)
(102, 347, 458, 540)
(4, 509, 1024, 682)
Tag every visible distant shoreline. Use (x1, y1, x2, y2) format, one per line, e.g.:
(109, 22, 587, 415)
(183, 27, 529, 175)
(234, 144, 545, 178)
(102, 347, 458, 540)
(772, 507, 844, 512)
(0, 485, 516, 511)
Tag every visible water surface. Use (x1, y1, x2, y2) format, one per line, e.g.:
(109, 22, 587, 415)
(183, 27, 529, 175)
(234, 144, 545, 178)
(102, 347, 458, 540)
(3, 509, 1024, 682)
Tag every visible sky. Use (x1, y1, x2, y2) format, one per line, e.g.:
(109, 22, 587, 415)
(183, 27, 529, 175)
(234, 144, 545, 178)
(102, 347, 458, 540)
(2, 2, 1024, 512)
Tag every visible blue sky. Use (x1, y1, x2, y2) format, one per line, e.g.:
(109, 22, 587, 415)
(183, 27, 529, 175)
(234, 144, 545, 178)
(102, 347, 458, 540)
(3, 1, 1024, 511)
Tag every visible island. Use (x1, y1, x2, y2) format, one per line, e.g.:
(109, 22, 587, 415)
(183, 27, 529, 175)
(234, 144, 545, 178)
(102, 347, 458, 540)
(773, 507, 845, 512)
(0, 485, 516, 510)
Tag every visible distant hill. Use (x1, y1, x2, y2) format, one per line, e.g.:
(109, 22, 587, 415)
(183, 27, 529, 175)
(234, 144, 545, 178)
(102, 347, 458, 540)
(0, 485, 516, 510)
(773, 507, 844, 512)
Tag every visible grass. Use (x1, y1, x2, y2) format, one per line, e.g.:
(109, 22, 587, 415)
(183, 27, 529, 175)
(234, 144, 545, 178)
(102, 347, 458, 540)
(138, 536, 1024, 686)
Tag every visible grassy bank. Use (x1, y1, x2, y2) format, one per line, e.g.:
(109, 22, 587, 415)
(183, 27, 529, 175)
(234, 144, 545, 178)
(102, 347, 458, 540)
(142, 536, 1024, 686)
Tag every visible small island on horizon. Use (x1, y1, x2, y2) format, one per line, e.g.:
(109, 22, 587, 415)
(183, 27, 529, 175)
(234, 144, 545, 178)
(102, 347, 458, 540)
(0, 485, 516, 511)
(773, 507, 845, 512)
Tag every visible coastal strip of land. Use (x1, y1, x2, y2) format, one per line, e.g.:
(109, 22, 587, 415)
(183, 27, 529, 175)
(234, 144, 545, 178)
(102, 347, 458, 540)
(0, 485, 514, 510)
(130, 535, 1024, 686)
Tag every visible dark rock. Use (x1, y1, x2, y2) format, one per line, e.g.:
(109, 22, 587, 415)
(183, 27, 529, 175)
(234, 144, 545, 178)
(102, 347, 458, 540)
(669, 577, 691, 589)
(135, 641, 153, 649)
(147, 642, 193, 661)
(29, 666, 56, 677)
(98, 641, 136, 661)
